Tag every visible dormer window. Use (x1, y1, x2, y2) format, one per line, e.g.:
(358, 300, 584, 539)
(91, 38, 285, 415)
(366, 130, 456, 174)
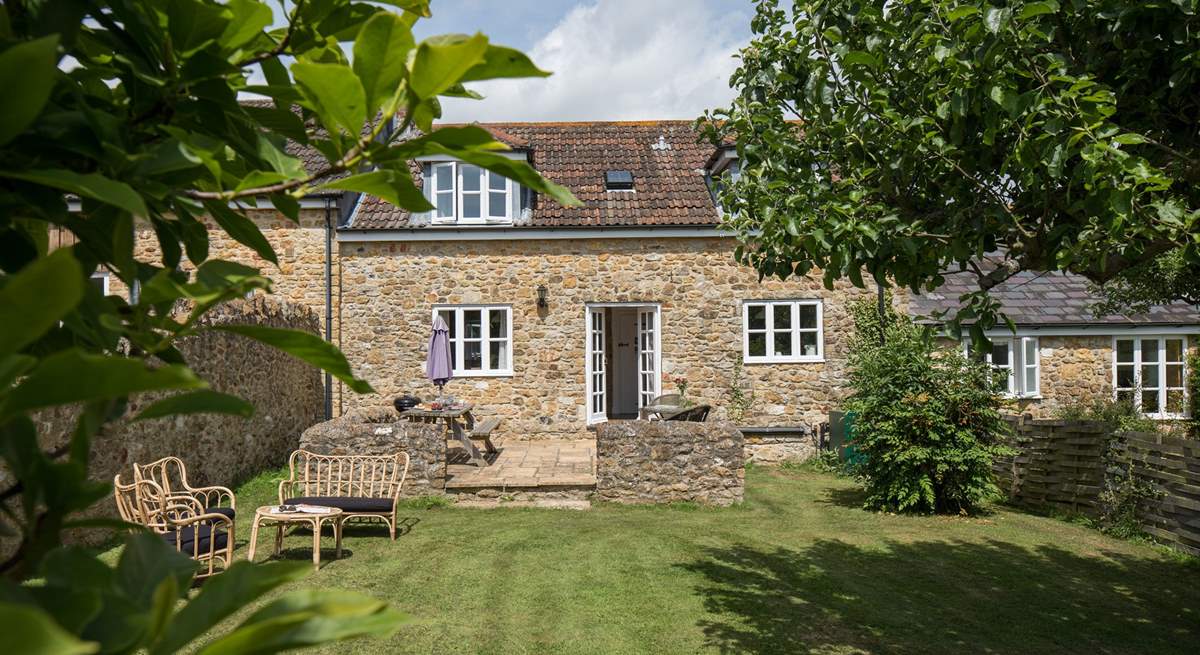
(425, 161, 515, 224)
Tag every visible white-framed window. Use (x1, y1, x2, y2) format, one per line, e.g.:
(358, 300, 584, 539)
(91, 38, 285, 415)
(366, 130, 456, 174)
(971, 337, 1040, 398)
(1114, 336, 1188, 418)
(90, 271, 109, 295)
(433, 305, 512, 376)
(742, 300, 823, 363)
(425, 162, 513, 225)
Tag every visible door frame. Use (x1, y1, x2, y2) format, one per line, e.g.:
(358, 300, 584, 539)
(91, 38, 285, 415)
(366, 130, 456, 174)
(584, 302, 661, 426)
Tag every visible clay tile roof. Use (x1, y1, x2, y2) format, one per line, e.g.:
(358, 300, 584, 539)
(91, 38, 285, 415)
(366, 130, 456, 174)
(346, 120, 720, 229)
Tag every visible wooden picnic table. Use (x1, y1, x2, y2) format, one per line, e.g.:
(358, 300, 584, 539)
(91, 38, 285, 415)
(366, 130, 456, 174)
(400, 403, 494, 467)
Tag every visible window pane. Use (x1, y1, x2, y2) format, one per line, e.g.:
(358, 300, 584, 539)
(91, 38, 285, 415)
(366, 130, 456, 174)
(1142, 340, 1160, 362)
(1116, 364, 1135, 388)
(435, 165, 453, 191)
(1023, 339, 1037, 364)
(773, 332, 792, 357)
(436, 192, 453, 217)
(1166, 338, 1184, 362)
(489, 310, 507, 338)
(464, 310, 481, 338)
(1142, 390, 1159, 412)
(464, 341, 482, 370)
(1166, 390, 1185, 414)
(748, 332, 766, 357)
(747, 305, 766, 330)
(1024, 367, 1037, 394)
(800, 332, 818, 357)
(1141, 364, 1160, 388)
(437, 310, 455, 337)
(463, 193, 481, 218)
(489, 191, 507, 217)
(488, 171, 506, 190)
(1166, 364, 1183, 388)
(798, 304, 817, 329)
(489, 341, 507, 370)
(461, 165, 481, 191)
(772, 304, 791, 330)
(90, 276, 107, 293)
(1116, 389, 1134, 405)
(1116, 339, 1134, 363)
(990, 343, 1010, 367)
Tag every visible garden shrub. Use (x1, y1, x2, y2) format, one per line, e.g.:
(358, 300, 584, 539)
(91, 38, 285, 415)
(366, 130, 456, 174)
(844, 297, 1012, 514)
(1055, 397, 1160, 433)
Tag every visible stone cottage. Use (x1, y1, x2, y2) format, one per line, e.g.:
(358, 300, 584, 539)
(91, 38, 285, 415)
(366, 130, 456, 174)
(107, 119, 1198, 438)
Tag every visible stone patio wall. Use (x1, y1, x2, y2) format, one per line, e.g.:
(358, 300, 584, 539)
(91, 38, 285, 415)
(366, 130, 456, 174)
(299, 407, 446, 496)
(595, 420, 744, 506)
(742, 426, 819, 464)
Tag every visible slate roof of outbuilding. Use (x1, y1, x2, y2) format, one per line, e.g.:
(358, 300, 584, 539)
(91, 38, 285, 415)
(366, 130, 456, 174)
(345, 120, 719, 230)
(909, 267, 1200, 326)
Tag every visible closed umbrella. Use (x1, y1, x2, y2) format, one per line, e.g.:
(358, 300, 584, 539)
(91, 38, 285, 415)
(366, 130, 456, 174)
(426, 315, 453, 396)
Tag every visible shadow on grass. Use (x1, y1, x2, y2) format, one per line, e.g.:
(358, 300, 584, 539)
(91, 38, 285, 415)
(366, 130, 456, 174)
(680, 539, 1200, 654)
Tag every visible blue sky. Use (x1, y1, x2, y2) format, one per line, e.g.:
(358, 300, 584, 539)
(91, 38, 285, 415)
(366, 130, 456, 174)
(291, 0, 756, 122)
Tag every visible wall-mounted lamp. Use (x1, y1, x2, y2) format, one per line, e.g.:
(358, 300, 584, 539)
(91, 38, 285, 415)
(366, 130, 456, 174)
(536, 285, 549, 309)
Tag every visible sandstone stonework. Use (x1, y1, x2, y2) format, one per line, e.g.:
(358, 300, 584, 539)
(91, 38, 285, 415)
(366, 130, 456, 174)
(595, 420, 744, 506)
(743, 427, 819, 464)
(299, 407, 446, 496)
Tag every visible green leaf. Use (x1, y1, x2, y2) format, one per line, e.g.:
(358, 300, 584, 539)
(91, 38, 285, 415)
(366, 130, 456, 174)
(373, 0, 431, 16)
(220, 0, 274, 50)
(292, 61, 367, 137)
(0, 350, 206, 421)
(946, 5, 980, 20)
(320, 169, 432, 211)
(197, 589, 407, 655)
(151, 561, 310, 655)
(0, 248, 84, 358)
(459, 44, 550, 83)
(982, 6, 1011, 33)
(409, 33, 489, 100)
(841, 50, 877, 69)
(116, 533, 197, 609)
(203, 201, 279, 265)
(211, 325, 374, 394)
(1016, 1, 1059, 20)
(353, 12, 415, 114)
(0, 602, 98, 655)
(134, 390, 255, 421)
(0, 169, 147, 216)
(0, 35, 60, 146)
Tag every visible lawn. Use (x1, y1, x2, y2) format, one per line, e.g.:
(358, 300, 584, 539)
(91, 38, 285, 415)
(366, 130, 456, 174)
(180, 466, 1198, 654)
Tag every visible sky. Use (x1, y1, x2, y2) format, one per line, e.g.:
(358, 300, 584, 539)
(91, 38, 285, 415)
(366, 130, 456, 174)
(263, 0, 755, 122)
(409, 0, 754, 122)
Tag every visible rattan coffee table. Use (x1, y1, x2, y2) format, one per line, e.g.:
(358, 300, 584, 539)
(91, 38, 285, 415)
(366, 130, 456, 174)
(247, 504, 344, 571)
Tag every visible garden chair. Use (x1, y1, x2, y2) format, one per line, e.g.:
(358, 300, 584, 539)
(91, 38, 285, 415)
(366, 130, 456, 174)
(664, 404, 711, 422)
(112, 473, 235, 580)
(279, 450, 410, 540)
(134, 455, 236, 521)
(639, 393, 685, 420)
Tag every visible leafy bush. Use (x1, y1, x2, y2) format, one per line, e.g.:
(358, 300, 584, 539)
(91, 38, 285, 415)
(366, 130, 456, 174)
(1098, 458, 1163, 540)
(844, 297, 1012, 514)
(1055, 397, 1160, 433)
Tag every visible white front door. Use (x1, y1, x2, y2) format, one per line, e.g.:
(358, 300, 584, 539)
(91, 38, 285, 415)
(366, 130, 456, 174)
(637, 306, 660, 408)
(585, 307, 607, 424)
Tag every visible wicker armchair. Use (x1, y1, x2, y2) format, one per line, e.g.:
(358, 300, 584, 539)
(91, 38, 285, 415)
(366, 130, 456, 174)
(134, 455, 236, 521)
(279, 450, 410, 540)
(113, 473, 235, 580)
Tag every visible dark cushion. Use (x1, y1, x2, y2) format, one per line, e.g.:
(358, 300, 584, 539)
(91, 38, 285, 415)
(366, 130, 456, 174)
(285, 496, 393, 513)
(207, 506, 235, 521)
(162, 524, 228, 554)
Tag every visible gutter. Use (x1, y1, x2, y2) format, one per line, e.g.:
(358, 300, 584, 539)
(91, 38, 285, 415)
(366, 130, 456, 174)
(337, 224, 737, 242)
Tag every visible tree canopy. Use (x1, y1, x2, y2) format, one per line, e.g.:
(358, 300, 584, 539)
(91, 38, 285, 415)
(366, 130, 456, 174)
(700, 0, 1200, 337)
(0, 0, 575, 651)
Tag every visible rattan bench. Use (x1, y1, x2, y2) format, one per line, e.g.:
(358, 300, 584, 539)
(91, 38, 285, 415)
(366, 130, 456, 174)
(278, 450, 410, 540)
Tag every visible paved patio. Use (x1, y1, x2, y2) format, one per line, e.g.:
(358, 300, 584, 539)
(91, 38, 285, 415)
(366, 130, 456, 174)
(445, 439, 596, 489)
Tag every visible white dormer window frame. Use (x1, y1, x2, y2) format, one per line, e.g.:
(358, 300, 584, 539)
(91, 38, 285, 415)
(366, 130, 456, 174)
(422, 158, 520, 226)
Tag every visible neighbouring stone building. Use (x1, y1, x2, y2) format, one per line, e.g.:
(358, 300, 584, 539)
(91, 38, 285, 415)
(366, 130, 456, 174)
(103, 119, 1198, 440)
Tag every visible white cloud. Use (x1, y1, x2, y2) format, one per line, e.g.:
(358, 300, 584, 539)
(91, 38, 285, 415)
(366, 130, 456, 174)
(439, 0, 747, 122)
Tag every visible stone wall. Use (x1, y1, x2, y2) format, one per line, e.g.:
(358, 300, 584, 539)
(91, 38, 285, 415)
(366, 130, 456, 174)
(335, 236, 878, 437)
(595, 420, 744, 506)
(11, 297, 324, 546)
(1013, 336, 1112, 417)
(742, 426, 819, 464)
(299, 407, 446, 496)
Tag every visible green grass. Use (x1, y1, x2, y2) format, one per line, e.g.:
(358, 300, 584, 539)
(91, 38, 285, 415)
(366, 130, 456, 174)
(177, 467, 1198, 654)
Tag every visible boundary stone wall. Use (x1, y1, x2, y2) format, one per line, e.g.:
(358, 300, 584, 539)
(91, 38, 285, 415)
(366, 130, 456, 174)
(596, 420, 744, 506)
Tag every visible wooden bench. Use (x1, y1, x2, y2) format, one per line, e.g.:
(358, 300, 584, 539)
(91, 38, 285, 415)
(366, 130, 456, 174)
(279, 450, 410, 540)
(470, 417, 501, 454)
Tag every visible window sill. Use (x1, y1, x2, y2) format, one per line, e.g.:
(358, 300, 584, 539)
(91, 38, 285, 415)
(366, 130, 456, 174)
(743, 357, 825, 365)
(451, 370, 513, 378)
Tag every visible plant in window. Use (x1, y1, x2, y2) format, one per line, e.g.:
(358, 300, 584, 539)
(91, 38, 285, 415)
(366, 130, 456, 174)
(844, 299, 1013, 514)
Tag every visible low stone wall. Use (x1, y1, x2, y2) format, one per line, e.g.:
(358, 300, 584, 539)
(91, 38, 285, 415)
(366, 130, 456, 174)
(10, 296, 324, 547)
(595, 420, 744, 506)
(742, 425, 818, 464)
(299, 407, 446, 496)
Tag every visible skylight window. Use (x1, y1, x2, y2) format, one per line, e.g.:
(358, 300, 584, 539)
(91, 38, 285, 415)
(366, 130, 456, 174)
(605, 170, 634, 191)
